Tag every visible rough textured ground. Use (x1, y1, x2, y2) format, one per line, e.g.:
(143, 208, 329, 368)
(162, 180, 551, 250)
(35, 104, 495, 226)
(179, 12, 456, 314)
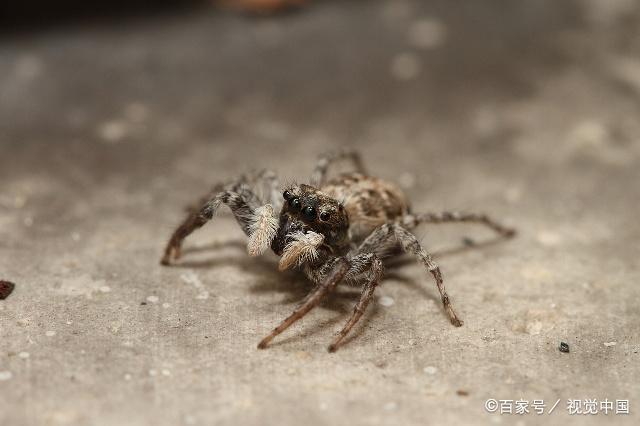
(1, 1, 639, 425)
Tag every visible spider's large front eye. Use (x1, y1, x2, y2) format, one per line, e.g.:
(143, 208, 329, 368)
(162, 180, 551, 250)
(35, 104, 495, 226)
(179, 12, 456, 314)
(320, 211, 331, 221)
(283, 190, 292, 200)
(290, 198, 301, 210)
(302, 205, 316, 220)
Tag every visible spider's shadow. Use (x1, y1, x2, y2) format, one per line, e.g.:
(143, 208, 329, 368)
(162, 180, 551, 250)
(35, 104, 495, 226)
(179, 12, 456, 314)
(172, 235, 508, 346)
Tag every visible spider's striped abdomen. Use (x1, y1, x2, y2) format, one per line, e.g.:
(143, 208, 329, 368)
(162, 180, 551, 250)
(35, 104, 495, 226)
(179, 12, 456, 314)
(321, 173, 409, 239)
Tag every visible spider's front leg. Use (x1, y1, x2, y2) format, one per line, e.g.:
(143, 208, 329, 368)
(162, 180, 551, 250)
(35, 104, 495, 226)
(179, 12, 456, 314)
(328, 253, 384, 352)
(161, 185, 266, 265)
(257, 257, 350, 349)
(359, 223, 464, 327)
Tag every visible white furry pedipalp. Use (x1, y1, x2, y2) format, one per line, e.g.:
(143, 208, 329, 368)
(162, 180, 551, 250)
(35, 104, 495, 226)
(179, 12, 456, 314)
(247, 204, 279, 257)
(278, 231, 324, 271)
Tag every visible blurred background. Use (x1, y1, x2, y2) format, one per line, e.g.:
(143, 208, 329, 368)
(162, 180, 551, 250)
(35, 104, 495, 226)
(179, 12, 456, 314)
(1, 1, 639, 425)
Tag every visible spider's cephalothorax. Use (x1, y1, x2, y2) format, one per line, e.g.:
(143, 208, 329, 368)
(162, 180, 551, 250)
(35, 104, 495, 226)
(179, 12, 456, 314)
(271, 184, 350, 257)
(160, 149, 515, 352)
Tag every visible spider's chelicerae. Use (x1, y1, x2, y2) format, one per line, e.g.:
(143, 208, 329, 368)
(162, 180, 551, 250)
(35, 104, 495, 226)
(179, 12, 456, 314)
(161, 150, 515, 352)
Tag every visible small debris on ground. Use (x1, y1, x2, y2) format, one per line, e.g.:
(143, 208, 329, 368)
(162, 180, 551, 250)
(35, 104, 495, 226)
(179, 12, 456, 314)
(462, 237, 476, 247)
(0, 280, 16, 300)
(603, 341, 617, 347)
(559, 342, 570, 353)
(457, 390, 469, 396)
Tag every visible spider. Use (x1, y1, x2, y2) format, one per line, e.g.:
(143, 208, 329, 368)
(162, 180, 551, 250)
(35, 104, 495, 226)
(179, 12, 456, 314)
(160, 149, 515, 352)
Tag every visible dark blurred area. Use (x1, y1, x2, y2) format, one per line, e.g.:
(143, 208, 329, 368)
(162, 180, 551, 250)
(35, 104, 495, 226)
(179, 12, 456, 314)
(0, 1, 208, 34)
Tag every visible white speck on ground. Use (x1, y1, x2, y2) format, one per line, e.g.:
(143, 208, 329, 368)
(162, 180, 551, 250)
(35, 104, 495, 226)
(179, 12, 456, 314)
(99, 286, 111, 293)
(181, 270, 204, 289)
(398, 172, 416, 189)
(18, 352, 30, 359)
(149, 369, 158, 377)
(98, 120, 128, 143)
(536, 231, 562, 247)
(603, 342, 617, 347)
(146, 295, 159, 304)
(384, 401, 398, 411)
(124, 374, 132, 381)
(162, 303, 171, 309)
(423, 366, 437, 375)
(525, 320, 543, 336)
(391, 53, 421, 81)
(161, 369, 171, 377)
(379, 296, 395, 307)
(196, 291, 210, 300)
(45, 330, 56, 337)
(0, 371, 13, 381)
(407, 18, 447, 49)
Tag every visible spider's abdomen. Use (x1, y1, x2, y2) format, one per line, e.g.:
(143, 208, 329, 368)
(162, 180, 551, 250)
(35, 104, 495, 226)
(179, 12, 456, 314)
(321, 173, 409, 239)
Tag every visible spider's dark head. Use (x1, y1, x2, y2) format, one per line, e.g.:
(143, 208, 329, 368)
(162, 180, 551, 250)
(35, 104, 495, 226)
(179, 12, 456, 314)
(271, 184, 349, 255)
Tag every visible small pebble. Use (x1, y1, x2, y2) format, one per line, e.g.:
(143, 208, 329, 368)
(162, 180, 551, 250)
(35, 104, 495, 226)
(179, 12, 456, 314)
(0, 280, 16, 300)
(18, 351, 30, 359)
(162, 303, 171, 309)
(603, 341, 617, 347)
(0, 371, 13, 381)
(559, 342, 570, 353)
(379, 296, 395, 307)
(45, 330, 56, 337)
(99, 286, 111, 293)
(457, 389, 469, 396)
(423, 366, 437, 375)
(124, 373, 132, 381)
(146, 295, 159, 304)
(161, 369, 171, 377)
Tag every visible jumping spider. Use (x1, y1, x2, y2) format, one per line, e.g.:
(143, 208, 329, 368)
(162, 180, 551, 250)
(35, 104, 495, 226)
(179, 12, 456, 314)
(161, 149, 515, 352)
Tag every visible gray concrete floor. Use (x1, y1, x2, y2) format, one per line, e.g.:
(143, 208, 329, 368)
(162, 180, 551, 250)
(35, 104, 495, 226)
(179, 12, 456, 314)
(1, 1, 639, 425)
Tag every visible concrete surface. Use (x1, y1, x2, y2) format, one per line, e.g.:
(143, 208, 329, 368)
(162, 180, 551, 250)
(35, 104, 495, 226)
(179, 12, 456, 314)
(1, 1, 639, 425)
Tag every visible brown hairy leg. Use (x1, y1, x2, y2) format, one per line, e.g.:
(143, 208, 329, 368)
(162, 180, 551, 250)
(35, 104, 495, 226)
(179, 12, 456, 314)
(311, 148, 368, 187)
(257, 258, 350, 349)
(358, 224, 463, 327)
(328, 254, 384, 352)
(401, 211, 515, 238)
(161, 186, 258, 265)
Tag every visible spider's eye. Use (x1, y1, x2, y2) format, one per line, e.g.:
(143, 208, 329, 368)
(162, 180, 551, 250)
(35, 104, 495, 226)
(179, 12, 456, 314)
(320, 211, 331, 221)
(283, 190, 291, 200)
(290, 198, 301, 210)
(302, 205, 316, 220)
